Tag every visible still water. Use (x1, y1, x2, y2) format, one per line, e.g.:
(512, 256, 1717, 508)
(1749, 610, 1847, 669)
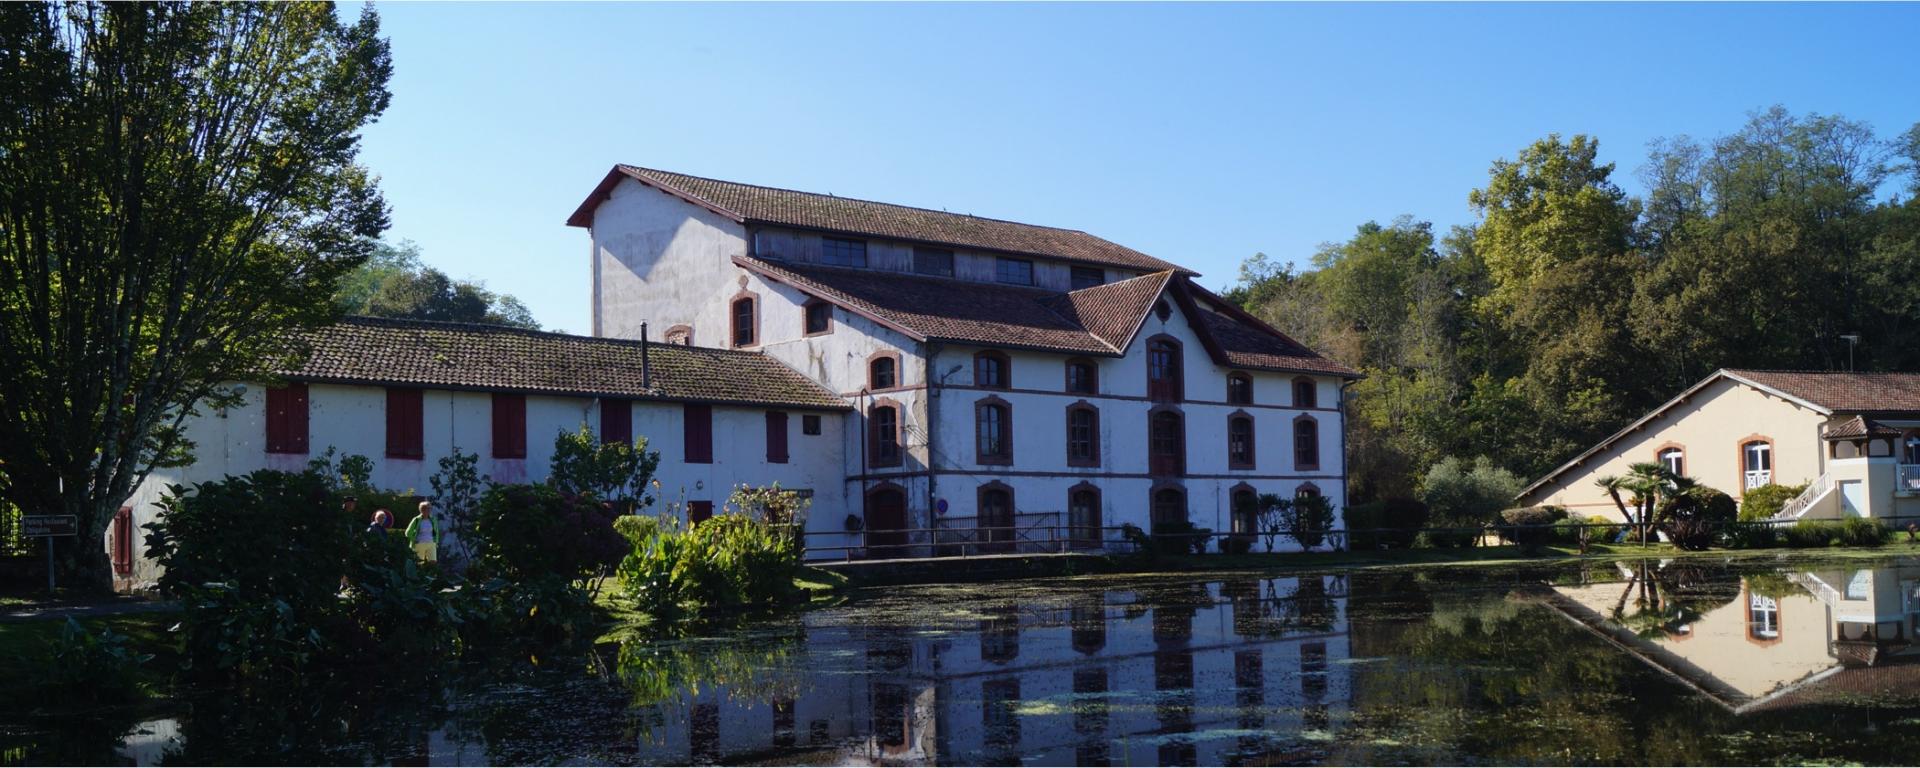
(27, 556, 1920, 765)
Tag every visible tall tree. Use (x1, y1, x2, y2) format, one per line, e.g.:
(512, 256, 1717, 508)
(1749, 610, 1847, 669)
(0, 2, 392, 588)
(335, 240, 540, 329)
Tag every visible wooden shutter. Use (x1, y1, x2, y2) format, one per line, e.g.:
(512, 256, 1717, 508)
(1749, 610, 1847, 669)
(111, 507, 134, 576)
(386, 388, 424, 458)
(766, 411, 789, 464)
(264, 383, 309, 454)
(684, 403, 713, 464)
(492, 393, 527, 459)
(600, 398, 632, 445)
(688, 500, 714, 526)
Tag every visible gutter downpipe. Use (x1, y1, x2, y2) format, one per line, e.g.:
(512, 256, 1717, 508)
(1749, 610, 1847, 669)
(1339, 378, 1356, 552)
(925, 342, 941, 552)
(640, 322, 651, 391)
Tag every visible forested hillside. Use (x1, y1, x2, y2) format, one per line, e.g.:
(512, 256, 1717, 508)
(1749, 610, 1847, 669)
(1225, 107, 1920, 502)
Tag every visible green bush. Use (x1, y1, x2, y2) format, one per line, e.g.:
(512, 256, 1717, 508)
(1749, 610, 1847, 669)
(1495, 506, 1567, 552)
(1739, 482, 1808, 522)
(618, 514, 803, 620)
(1421, 457, 1523, 549)
(1723, 521, 1780, 549)
(31, 618, 153, 708)
(1783, 518, 1890, 548)
(1658, 485, 1738, 550)
(1346, 498, 1429, 550)
(472, 484, 627, 584)
(1150, 521, 1213, 555)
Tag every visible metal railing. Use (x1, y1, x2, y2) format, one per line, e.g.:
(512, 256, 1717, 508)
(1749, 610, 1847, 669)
(1777, 470, 1833, 520)
(1744, 469, 1773, 490)
(1899, 464, 1920, 494)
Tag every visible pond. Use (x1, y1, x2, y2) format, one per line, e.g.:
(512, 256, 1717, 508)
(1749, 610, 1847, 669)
(15, 555, 1920, 765)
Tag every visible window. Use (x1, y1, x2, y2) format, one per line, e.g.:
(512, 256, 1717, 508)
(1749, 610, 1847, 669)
(995, 257, 1034, 286)
(1067, 404, 1100, 467)
(804, 300, 833, 335)
(974, 351, 1010, 389)
(766, 411, 789, 464)
(822, 237, 868, 267)
(264, 382, 310, 454)
(1743, 439, 1773, 489)
(1149, 409, 1184, 476)
(1294, 416, 1320, 470)
(978, 484, 1015, 552)
(731, 295, 757, 347)
(1226, 372, 1253, 405)
(1228, 414, 1255, 469)
(1293, 377, 1317, 408)
(1231, 488, 1258, 536)
(688, 500, 713, 526)
(664, 324, 692, 345)
(976, 398, 1012, 464)
(1658, 446, 1685, 477)
(385, 387, 423, 458)
(870, 404, 901, 467)
(600, 398, 632, 445)
(491, 393, 527, 459)
(870, 355, 898, 390)
(913, 246, 954, 277)
(1147, 336, 1182, 401)
(802, 414, 823, 435)
(1151, 487, 1187, 528)
(1748, 594, 1780, 640)
(1154, 299, 1172, 321)
(684, 403, 713, 464)
(1069, 486, 1102, 547)
(111, 506, 134, 576)
(1071, 266, 1105, 290)
(1065, 359, 1097, 395)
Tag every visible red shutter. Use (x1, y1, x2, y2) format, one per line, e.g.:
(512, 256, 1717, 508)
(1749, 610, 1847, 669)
(766, 411, 789, 464)
(684, 403, 713, 464)
(111, 507, 134, 576)
(492, 393, 526, 459)
(601, 398, 632, 445)
(386, 388, 424, 458)
(688, 500, 714, 526)
(265, 384, 308, 454)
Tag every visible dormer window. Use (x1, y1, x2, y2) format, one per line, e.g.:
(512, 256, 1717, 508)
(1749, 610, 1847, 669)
(822, 237, 868, 267)
(914, 247, 954, 277)
(996, 258, 1033, 286)
(1071, 266, 1105, 290)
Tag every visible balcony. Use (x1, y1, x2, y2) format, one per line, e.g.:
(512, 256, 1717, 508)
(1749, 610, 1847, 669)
(1744, 470, 1773, 490)
(1901, 464, 1920, 495)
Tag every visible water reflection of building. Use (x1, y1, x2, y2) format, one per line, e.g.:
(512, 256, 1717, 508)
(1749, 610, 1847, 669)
(634, 575, 1353, 765)
(1544, 562, 1920, 713)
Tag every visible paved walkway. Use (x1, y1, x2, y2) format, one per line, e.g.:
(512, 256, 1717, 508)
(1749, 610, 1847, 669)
(0, 597, 176, 623)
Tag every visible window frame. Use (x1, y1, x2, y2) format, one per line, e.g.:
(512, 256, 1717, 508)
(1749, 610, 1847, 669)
(1070, 266, 1106, 290)
(600, 397, 632, 445)
(766, 411, 790, 464)
(264, 382, 310, 455)
(977, 482, 1017, 553)
(868, 351, 902, 392)
(802, 414, 823, 436)
(491, 392, 527, 460)
(1226, 372, 1254, 405)
(975, 396, 1013, 465)
(1148, 406, 1186, 476)
(1150, 485, 1187, 529)
(1292, 376, 1318, 408)
(730, 291, 759, 348)
(1068, 483, 1103, 548)
(821, 236, 869, 267)
(1064, 358, 1098, 395)
(1066, 401, 1101, 468)
(973, 350, 1012, 390)
(869, 399, 903, 468)
(803, 299, 834, 336)
(1739, 435, 1775, 490)
(684, 403, 714, 464)
(664, 324, 693, 346)
(1146, 335, 1184, 402)
(1228, 411, 1256, 469)
(995, 257, 1034, 286)
(1654, 442, 1686, 477)
(913, 246, 955, 277)
(385, 387, 425, 459)
(1293, 414, 1320, 471)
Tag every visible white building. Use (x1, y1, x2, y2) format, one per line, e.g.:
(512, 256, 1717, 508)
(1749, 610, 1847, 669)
(108, 165, 1357, 585)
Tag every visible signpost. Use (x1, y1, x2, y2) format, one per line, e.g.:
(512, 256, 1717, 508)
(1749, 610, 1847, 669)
(24, 514, 78, 594)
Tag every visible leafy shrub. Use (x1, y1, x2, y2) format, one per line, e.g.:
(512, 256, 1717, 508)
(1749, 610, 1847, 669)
(1346, 498, 1430, 550)
(549, 425, 661, 512)
(1496, 506, 1567, 552)
(1285, 495, 1336, 551)
(32, 618, 153, 707)
(619, 514, 803, 620)
(613, 514, 660, 546)
(1723, 521, 1780, 549)
(1421, 457, 1523, 548)
(472, 484, 627, 583)
(1739, 482, 1809, 522)
(1783, 518, 1889, 548)
(1150, 521, 1212, 555)
(1841, 517, 1889, 547)
(1658, 485, 1737, 550)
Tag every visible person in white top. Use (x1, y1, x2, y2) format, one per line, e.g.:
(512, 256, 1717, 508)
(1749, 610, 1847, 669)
(404, 500, 441, 563)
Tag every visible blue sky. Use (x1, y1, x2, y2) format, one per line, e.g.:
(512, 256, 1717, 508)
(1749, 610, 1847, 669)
(353, 2, 1920, 333)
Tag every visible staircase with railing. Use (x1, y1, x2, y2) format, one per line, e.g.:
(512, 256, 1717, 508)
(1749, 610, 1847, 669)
(1775, 470, 1834, 521)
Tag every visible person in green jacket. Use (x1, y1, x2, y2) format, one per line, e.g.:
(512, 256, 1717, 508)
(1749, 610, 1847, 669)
(405, 500, 441, 563)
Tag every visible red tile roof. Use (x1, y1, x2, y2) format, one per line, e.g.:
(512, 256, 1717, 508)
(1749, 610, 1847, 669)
(1821, 415, 1904, 440)
(272, 317, 848, 410)
(569, 165, 1188, 274)
(1041, 271, 1174, 351)
(1727, 370, 1920, 413)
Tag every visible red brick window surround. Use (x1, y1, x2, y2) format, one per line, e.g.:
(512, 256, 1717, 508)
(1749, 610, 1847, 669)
(1065, 358, 1098, 395)
(1147, 335, 1183, 402)
(730, 292, 758, 348)
(1292, 376, 1317, 409)
(976, 396, 1013, 465)
(1228, 411, 1256, 469)
(1293, 414, 1320, 471)
(869, 351, 901, 391)
(1148, 407, 1185, 476)
(1226, 372, 1254, 405)
(1066, 402, 1100, 467)
(869, 400, 903, 468)
(974, 351, 1011, 390)
(803, 299, 834, 336)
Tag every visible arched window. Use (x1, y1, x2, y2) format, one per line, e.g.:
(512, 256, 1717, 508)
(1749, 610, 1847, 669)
(1748, 593, 1780, 641)
(974, 351, 1011, 389)
(976, 397, 1012, 465)
(1147, 336, 1182, 401)
(1228, 413, 1256, 469)
(1292, 377, 1317, 408)
(979, 484, 1015, 553)
(1066, 403, 1100, 467)
(664, 324, 693, 345)
(1230, 487, 1258, 537)
(1068, 485, 1102, 548)
(1657, 445, 1685, 477)
(869, 354, 899, 391)
(1149, 409, 1185, 476)
(869, 403, 901, 468)
(1742, 438, 1774, 490)
(1151, 486, 1187, 529)
(1065, 358, 1098, 395)
(1227, 372, 1253, 405)
(730, 294, 757, 348)
(1296, 482, 1321, 500)
(1293, 416, 1320, 470)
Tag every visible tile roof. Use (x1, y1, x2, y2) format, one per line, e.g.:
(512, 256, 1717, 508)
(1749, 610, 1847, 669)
(272, 317, 847, 410)
(1727, 370, 1920, 413)
(1821, 415, 1903, 440)
(736, 255, 1361, 378)
(572, 165, 1188, 274)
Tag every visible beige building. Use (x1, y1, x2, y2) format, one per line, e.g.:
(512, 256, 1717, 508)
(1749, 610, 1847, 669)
(1517, 370, 1920, 523)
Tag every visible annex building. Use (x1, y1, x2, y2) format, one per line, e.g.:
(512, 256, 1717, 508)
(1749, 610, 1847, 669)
(106, 166, 1357, 586)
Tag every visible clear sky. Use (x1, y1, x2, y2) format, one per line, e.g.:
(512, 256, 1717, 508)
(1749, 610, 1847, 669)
(352, 2, 1920, 334)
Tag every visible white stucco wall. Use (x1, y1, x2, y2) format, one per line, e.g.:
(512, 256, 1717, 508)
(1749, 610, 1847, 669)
(591, 177, 749, 340)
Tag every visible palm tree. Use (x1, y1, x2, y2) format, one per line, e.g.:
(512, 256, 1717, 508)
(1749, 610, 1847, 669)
(1598, 463, 1689, 544)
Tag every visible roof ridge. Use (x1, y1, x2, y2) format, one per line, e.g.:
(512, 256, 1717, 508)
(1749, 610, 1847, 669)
(621, 164, 1101, 236)
(334, 315, 775, 359)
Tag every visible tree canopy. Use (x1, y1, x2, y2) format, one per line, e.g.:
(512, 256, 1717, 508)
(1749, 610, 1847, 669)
(335, 240, 540, 329)
(0, 2, 392, 587)
(1230, 107, 1920, 502)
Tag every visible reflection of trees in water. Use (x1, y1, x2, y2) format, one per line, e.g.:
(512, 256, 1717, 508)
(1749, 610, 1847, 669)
(1606, 560, 1742, 641)
(1226, 576, 1342, 638)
